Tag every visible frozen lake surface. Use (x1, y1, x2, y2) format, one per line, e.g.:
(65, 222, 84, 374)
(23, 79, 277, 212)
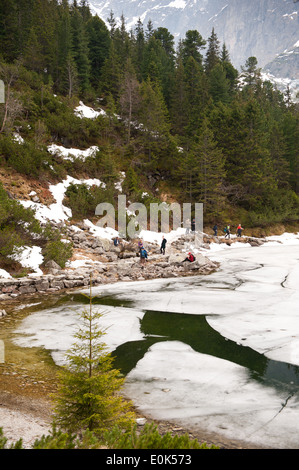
(13, 235, 299, 448)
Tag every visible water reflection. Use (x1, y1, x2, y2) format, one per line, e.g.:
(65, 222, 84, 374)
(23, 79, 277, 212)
(112, 310, 299, 391)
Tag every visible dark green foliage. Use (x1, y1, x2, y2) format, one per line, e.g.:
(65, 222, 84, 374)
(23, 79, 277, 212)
(104, 423, 218, 449)
(0, 182, 41, 259)
(0, 135, 51, 176)
(43, 239, 73, 269)
(64, 182, 115, 219)
(0, 1, 298, 226)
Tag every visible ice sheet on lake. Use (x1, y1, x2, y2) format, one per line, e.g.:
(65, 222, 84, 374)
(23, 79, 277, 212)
(124, 341, 299, 449)
(13, 304, 145, 366)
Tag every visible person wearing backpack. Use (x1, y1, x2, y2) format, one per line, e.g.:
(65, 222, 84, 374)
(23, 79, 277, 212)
(224, 225, 231, 239)
(140, 247, 148, 265)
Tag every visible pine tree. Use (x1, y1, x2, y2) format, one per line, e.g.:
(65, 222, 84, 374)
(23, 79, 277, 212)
(56, 0, 74, 94)
(169, 57, 188, 135)
(107, 10, 117, 38)
(99, 42, 122, 102)
(86, 15, 111, 89)
(52, 279, 135, 436)
(183, 56, 209, 136)
(240, 56, 262, 91)
(282, 111, 299, 194)
(179, 30, 206, 67)
(209, 63, 230, 104)
(204, 28, 220, 74)
(70, 3, 91, 94)
(132, 18, 145, 80)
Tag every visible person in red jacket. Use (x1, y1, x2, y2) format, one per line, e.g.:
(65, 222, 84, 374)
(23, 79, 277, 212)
(236, 224, 244, 237)
(183, 252, 196, 262)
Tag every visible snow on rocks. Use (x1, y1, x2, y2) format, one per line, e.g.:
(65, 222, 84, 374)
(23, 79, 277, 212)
(47, 143, 99, 161)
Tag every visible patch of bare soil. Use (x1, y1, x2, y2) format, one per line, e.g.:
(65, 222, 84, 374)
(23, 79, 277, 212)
(0, 366, 267, 449)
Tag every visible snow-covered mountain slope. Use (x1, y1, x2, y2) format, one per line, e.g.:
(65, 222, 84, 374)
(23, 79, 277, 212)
(88, 0, 299, 71)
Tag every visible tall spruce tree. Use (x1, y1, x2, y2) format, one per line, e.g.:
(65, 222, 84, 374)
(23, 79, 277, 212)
(86, 15, 111, 89)
(204, 28, 220, 74)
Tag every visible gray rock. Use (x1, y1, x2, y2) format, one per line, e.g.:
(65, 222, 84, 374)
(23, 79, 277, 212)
(18, 285, 37, 294)
(45, 260, 62, 271)
(35, 280, 50, 292)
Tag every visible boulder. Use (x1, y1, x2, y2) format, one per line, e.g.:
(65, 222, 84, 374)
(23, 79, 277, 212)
(35, 280, 50, 292)
(168, 253, 186, 264)
(45, 260, 62, 271)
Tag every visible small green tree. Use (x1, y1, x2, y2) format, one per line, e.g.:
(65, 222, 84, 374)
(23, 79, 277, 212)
(52, 281, 135, 437)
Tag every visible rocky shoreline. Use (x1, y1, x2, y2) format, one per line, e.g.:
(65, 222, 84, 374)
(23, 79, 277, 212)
(1, 228, 267, 306)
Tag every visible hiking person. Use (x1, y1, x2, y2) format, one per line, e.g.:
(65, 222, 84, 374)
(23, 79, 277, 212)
(236, 223, 244, 237)
(224, 225, 231, 239)
(213, 224, 218, 236)
(140, 246, 148, 265)
(113, 236, 120, 247)
(183, 252, 196, 262)
(160, 236, 167, 255)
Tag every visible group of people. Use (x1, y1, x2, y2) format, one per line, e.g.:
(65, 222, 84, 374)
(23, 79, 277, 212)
(113, 235, 197, 267)
(213, 223, 244, 239)
(138, 236, 167, 266)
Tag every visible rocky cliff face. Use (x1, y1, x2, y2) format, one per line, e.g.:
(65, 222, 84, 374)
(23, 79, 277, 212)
(88, 0, 299, 71)
(264, 41, 299, 79)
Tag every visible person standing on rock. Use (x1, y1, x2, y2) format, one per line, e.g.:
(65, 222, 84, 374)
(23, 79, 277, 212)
(113, 236, 120, 247)
(160, 236, 167, 255)
(224, 225, 231, 239)
(213, 224, 218, 236)
(236, 224, 244, 237)
(140, 246, 148, 266)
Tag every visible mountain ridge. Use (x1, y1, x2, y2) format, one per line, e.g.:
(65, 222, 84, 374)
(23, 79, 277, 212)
(88, 0, 299, 71)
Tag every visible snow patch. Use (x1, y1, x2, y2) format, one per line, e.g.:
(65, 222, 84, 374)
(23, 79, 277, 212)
(48, 144, 99, 161)
(74, 101, 105, 119)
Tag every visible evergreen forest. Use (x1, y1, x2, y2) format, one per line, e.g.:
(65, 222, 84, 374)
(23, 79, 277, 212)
(1, 0, 299, 230)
